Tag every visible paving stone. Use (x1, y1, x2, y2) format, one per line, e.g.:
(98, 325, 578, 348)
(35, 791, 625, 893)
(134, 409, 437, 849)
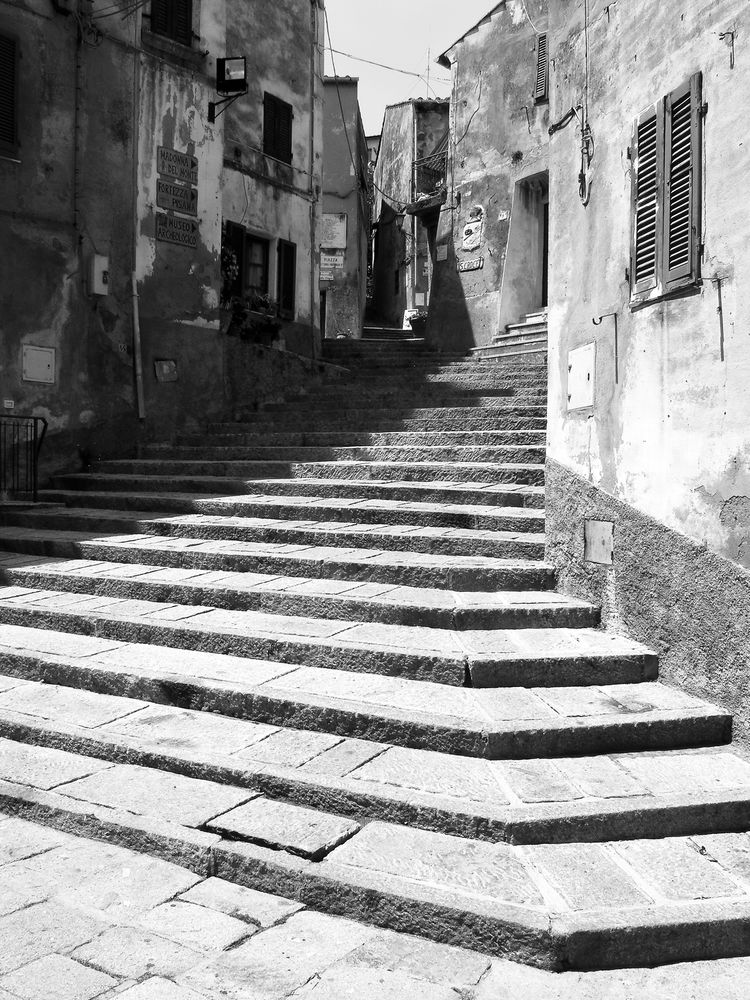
(0, 738, 113, 790)
(178, 910, 375, 1000)
(535, 686, 632, 717)
(527, 843, 652, 910)
(613, 838, 744, 900)
(0, 815, 69, 865)
(208, 797, 360, 860)
(341, 927, 491, 986)
(297, 738, 385, 777)
(237, 728, 343, 768)
(326, 822, 543, 907)
(102, 704, 279, 756)
(290, 965, 459, 1000)
(0, 954, 117, 1000)
(496, 759, 584, 803)
(138, 900, 251, 951)
(0, 901, 108, 976)
(179, 877, 305, 928)
(615, 752, 750, 796)
(553, 756, 648, 799)
(115, 980, 206, 1000)
(348, 746, 503, 804)
(0, 624, 123, 660)
(692, 833, 750, 885)
(57, 762, 254, 827)
(0, 683, 146, 729)
(71, 927, 202, 980)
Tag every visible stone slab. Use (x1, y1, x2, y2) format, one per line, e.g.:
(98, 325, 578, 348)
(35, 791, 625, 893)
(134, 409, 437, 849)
(71, 926, 202, 980)
(0, 683, 146, 729)
(138, 900, 251, 951)
(0, 738, 112, 791)
(0, 814, 69, 864)
(0, 901, 108, 976)
(613, 838, 744, 900)
(179, 877, 305, 928)
(115, 981, 206, 1000)
(527, 843, 652, 911)
(208, 797, 360, 860)
(237, 729, 343, 768)
(0, 954, 116, 1000)
(348, 746, 504, 804)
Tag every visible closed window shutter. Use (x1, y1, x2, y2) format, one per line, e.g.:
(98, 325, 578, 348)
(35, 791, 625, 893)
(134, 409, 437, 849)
(264, 93, 293, 164)
(534, 33, 548, 102)
(0, 34, 18, 157)
(277, 241, 296, 318)
(172, 0, 193, 45)
(631, 106, 663, 295)
(664, 72, 702, 288)
(150, 0, 170, 36)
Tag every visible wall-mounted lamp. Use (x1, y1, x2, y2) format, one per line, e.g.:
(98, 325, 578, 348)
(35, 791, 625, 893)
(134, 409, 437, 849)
(208, 57, 248, 123)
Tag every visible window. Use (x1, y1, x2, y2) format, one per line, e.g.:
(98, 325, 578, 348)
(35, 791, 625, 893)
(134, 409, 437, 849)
(630, 73, 703, 305)
(277, 240, 296, 319)
(150, 0, 193, 46)
(222, 222, 269, 302)
(0, 32, 18, 159)
(263, 93, 293, 164)
(534, 33, 548, 103)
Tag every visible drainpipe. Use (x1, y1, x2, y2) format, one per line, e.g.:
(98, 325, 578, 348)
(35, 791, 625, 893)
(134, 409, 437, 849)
(130, 3, 145, 421)
(308, 0, 319, 358)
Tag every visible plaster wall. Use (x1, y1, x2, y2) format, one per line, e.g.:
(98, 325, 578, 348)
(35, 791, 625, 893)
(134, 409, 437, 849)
(321, 78, 368, 340)
(547, 0, 750, 568)
(431, 0, 548, 351)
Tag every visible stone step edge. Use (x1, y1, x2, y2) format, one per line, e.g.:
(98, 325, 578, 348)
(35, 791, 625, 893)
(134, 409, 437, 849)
(2, 777, 750, 971)
(0, 645, 722, 765)
(0, 563, 595, 631)
(0, 599, 658, 688)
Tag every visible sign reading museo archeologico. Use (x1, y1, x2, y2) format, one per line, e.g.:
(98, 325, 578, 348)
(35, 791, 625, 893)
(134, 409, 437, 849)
(156, 179, 198, 216)
(457, 256, 484, 273)
(156, 213, 199, 249)
(157, 146, 199, 185)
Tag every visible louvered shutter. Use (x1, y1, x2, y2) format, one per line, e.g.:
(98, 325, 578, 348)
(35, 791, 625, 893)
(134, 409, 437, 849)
(631, 106, 663, 295)
(0, 34, 18, 158)
(264, 94, 293, 164)
(277, 240, 296, 318)
(150, 0, 170, 37)
(534, 33, 548, 102)
(664, 72, 702, 288)
(172, 0, 192, 45)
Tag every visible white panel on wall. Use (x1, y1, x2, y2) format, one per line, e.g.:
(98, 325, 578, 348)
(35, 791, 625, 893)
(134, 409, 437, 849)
(567, 342, 595, 410)
(22, 346, 56, 385)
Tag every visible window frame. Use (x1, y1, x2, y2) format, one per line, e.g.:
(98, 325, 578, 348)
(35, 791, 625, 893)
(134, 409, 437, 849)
(263, 92, 293, 165)
(629, 72, 703, 308)
(0, 31, 20, 161)
(150, 0, 194, 47)
(276, 239, 297, 320)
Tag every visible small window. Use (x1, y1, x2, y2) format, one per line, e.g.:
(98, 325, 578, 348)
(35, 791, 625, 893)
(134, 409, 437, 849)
(221, 222, 269, 302)
(0, 33, 19, 159)
(246, 235, 269, 299)
(263, 93, 293, 164)
(534, 33, 548, 103)
(277, 240, 296, 319)
(630, 73, 703, 305)
(151, 0, 193, 46)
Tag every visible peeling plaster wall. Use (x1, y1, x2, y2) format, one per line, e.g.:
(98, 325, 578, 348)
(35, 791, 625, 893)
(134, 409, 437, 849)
(221, 0, 324, 358)
(321, 78, 368, 340)
(547, 0, 750, 569)
(431, 0, 549, 351)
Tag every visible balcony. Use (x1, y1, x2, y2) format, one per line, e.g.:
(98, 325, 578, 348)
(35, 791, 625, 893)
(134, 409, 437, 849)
(408, 147, 448, 216)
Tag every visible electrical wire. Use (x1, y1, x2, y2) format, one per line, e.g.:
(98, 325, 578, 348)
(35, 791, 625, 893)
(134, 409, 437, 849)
(326, 46, 450, 84)
(92, 0, 149, 20)
(518, 0, 542, 35)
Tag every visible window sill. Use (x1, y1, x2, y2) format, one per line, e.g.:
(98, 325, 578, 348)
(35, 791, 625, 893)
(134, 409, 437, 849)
(141, 27, 206, 69)
(0, 151, 21, 164)
(630, 280, 702, 312)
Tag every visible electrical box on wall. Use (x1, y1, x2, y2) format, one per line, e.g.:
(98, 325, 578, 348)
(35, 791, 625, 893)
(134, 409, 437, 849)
(88, 254, 110, 296)
(568, 342, 595, 410)
(22, 346, 56, 384)
(585, 519, 615, 565)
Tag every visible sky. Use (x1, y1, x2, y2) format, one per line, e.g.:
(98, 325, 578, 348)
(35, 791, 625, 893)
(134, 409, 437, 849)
(323, 0, 498, 136)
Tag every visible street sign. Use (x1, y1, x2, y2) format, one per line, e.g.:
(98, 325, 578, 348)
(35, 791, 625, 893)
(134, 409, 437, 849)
(457, 256, 484, 272)
(156, 179, 198, 216)
(321, 252, 344, 269)
(156, 213, 198, 248)
(157, 146, 198, 185)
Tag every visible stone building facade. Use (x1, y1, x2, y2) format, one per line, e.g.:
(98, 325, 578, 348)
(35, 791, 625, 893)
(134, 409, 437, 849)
(0, 0, 324, 477)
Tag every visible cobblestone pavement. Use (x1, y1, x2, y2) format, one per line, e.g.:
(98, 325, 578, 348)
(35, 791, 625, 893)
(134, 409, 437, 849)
(2, 816, 750, 1000)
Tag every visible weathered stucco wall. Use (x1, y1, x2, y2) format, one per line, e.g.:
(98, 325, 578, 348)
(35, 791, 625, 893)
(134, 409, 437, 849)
(431, 0, 549, 351)
(322, 78, 368, 339)
(222, 0, 324, 358)
(547, 0, 750, 567)
(546, 459, 750, 748)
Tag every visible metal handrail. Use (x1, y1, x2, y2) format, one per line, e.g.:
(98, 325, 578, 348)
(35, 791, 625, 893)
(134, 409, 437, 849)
(0, 415, 48, 502)
(413, 148, 448, 197)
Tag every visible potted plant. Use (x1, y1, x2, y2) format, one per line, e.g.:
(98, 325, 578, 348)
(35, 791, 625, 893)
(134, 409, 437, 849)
(225, 292, 283, 345)
(409, 309, 429, 334)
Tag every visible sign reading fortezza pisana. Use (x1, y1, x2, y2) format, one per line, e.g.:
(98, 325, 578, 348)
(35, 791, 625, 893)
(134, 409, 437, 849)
(156, 179, 198, 217)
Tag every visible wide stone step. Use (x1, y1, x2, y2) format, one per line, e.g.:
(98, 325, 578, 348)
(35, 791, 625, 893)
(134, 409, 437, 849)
(0, 552, 592, 630)
(470, 346, 548, 363)
(48, 475, 547, 508)
(0, 521, 555, 593)
(215, 410, 548, 432)
(0, 665, 736, 833)
(3, 731, 750, 969)
(92, 459, 546, 487)
(142, 444, 547, 466)
(265, 392, 547, 412)
(335, 374, 547, 390)
(0, 507, 547, 561)
(176, 429, 547, 448)
(0, 582, 655, 687)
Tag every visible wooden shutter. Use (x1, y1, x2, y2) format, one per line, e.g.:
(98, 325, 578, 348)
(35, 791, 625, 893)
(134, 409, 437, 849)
(664, 72, 702, 288)
(631, 106, 663, 296)
(277, 240, 296, 318)
(264, 93, 293, 164)
(150, 0, 170, 36)
(534, 33, 548, 102)
(0, 34, 18, 158)
(172, 0, 193, 45)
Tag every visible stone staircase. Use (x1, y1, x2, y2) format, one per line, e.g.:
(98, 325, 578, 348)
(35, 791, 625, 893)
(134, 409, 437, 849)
(1, 339, 750, 972)
(472, 310, 548, 362)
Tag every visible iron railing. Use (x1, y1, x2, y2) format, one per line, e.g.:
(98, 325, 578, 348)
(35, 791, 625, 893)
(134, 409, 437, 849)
(413, 148, 448, 198)
(0, 415, 48, 502)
